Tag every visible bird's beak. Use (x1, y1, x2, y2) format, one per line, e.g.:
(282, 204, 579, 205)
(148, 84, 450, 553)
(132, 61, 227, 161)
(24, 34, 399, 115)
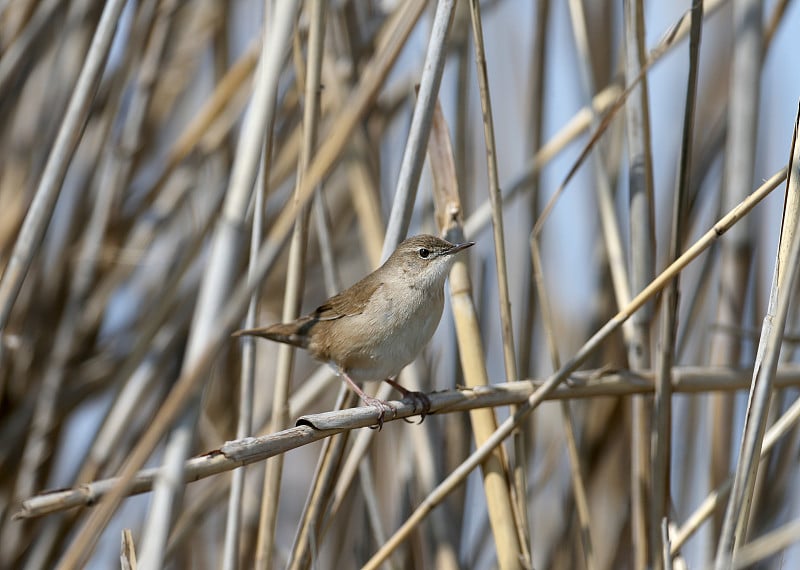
(446, 241, 475, 255)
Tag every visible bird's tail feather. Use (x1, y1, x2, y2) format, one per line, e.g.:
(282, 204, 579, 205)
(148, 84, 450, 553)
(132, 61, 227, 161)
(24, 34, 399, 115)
(232, 323, 310, 349)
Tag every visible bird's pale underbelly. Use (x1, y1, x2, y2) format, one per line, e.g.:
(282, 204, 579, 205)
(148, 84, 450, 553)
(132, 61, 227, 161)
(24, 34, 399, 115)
(333, 293, 443, 382)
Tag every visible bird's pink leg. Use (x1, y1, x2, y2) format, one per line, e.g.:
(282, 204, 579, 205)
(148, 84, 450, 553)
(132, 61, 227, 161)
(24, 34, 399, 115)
(339, 371, 396, 430)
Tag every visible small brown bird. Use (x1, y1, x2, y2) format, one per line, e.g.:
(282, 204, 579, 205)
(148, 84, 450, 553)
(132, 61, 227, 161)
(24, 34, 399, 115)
(234, 234, 473, 426)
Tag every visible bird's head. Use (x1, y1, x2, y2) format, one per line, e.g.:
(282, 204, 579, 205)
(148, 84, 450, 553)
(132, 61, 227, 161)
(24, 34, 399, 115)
(384, 234, 474, 291)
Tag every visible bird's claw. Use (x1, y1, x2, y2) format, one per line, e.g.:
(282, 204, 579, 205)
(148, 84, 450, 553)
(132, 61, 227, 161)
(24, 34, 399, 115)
(362, 396, 397, 430)
(384, 378, 431, 424)
(401, 391, 431, 424)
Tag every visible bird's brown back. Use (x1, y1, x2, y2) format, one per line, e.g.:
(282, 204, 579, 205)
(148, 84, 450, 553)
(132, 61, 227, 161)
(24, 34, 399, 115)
(233, 273, 385, 359)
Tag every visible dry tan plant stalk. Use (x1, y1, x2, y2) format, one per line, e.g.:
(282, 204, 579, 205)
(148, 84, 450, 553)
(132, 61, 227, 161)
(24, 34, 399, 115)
(254, 2, 328, 567)
(466, 5, 532, 561)
(428, 99, 524, 567)
(715, 103, 800, 569)
(622, 1, 658, 567)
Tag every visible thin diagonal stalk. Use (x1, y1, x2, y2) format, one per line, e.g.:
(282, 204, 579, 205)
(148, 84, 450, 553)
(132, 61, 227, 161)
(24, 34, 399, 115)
(733, 519, 800, 569)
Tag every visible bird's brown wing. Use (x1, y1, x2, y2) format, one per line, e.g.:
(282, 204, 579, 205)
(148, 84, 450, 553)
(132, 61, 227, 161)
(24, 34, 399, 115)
(232, 278, 384, 354)
(310, 277, 383, 321)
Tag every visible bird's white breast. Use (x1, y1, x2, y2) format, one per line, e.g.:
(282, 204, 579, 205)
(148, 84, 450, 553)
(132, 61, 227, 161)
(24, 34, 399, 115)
(343, 282, 445, 382)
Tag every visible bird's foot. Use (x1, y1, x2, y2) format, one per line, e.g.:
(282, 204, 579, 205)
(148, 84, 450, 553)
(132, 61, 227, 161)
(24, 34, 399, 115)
(384, 379, 431, 424)
(361, 395, 397, 430)
(339, 371, 397, 430)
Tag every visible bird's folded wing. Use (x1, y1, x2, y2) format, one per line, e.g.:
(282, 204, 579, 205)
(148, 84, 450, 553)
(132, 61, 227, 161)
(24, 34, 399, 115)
(311, 279, 384, 321)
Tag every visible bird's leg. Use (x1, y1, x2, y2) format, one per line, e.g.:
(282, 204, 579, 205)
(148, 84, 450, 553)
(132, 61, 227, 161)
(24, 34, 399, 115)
(340, 371, 396, 430)
(383, 378, 431, 424)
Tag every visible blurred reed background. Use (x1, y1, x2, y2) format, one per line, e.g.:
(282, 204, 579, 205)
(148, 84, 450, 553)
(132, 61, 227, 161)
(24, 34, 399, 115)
(2, 0, 800, 568)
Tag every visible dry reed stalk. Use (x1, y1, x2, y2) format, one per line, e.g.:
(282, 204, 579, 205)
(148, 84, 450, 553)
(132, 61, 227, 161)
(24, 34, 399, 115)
(253, 1, 319, 565)
(428, 99, 523, 568)
(120, 528, 138, 570)
(531, 239, 596, 570)
(381, 0, 456, 258)
(567, 3, 642, 565)
(466, 5, 531, 562)
(223, 22, 276, 569)
(708, 0, 762, 547)
(714, 103, 800, 568)
(733, 519, 800, 569)
(623, 0, 658, 566)
(654, 3, 704, 567)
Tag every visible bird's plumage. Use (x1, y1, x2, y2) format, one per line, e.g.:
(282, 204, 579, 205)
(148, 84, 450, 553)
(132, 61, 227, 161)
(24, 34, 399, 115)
(233, 234, 473, 412)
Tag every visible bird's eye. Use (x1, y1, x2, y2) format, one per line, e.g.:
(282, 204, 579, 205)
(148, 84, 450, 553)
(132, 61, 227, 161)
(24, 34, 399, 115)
(418, 247, 430, 259)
